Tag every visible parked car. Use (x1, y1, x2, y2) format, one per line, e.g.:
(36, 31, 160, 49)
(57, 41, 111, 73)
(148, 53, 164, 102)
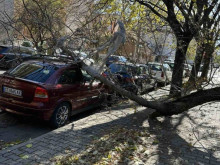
(147, 62, 172, 84)
(103, 63, 138, 94)
(0, 60, 107, 128)
(54, 50, 95, 66)
(184, 63, 192, 77)
(164, 60, 192, 77)
(164, 60, 174, 70)
(103, 63, 155, 95)
(106, 55, 127, 67)
(136, 64, 157, 93)
(73, 50, 95, 66)
(0, 45, 36, 69)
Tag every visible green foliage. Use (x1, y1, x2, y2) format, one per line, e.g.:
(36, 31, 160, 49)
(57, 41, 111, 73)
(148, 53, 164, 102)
(21, 41, 32, 47)
(15, 0, 68, 52)
(214, 54, 220, 64)
(186, 39, 197, 60)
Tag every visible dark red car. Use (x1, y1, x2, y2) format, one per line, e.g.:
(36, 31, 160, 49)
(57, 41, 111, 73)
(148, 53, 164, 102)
(0, 60, 106, 128)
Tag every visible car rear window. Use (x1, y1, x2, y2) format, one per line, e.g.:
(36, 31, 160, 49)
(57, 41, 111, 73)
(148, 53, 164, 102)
(163, 64, 171, 71)
(150, 64, 162, 71)
(8, 47, 35, 55)
(0, 46, 9, 54)
(109, 64, 127, 73)
(8, 63, 57, 83)
(108, 56, 118, 61)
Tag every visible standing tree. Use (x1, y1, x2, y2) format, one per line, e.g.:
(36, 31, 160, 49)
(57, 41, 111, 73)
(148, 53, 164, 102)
(135, 0, 220, 96)
(14, 0, 69, 53)
(2, 0, 220, 117)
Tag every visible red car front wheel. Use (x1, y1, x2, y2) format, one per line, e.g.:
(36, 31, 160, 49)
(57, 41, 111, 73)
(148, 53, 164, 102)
(50, 102, 70, 128)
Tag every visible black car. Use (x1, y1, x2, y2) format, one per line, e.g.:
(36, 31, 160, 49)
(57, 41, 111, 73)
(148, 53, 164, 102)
(103, 63, 138, 94)
(106, 55, 127, 67)
(103, 63, 155, 95)
(136, 64, 157, 93)
(0, 45, 36, 69)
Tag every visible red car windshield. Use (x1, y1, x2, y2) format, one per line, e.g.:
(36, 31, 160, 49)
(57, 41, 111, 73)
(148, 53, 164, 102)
(7, 63, 58, 83)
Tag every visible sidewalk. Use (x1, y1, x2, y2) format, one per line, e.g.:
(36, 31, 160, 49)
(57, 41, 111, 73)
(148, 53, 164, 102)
(0, 87, 220, 165)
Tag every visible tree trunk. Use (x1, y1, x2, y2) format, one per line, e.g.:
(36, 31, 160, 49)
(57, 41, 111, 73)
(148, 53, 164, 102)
(201, 44, 214, 79)
(170, 38, 190, 96)
(164, 87, 220, 116)
(188, 42, 205, 83)
(60, 47, 220, 117)
(82, 62, 220, 117)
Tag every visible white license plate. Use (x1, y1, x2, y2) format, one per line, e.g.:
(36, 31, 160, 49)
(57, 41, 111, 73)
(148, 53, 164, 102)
(3, 86, 22, 97)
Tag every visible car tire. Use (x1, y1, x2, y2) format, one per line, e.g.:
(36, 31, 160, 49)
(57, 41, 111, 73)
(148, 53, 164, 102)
(50, 102, 70, 128)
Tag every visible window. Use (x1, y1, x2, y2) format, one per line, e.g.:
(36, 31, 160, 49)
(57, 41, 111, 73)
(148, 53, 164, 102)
(8, 47, 35, 55)
(58, 69, 82, 84)
(109, 64, 127, 74)
(150, 64, 162, 71)
(8, 63, 57, 83)
(82, 70, 92, 82)
(0, 46, 9, 54)
(163, 64, 171, 71)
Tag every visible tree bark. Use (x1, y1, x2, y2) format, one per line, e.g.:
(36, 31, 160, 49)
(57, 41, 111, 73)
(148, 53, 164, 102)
(82, 62, 220, 117)
(164, 87, 220, 116)
(188, 42, 205, 83)
(170, 38, 190, 96)
(201, 43, 214, 79)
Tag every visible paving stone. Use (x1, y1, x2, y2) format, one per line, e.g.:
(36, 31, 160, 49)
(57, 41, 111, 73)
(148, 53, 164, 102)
(1, 87, 220, 164)
(6, 154, 20, 161)
(0, 156, 8, 162)
(2, 152, 13, 157)
(210, 160, 220, 165)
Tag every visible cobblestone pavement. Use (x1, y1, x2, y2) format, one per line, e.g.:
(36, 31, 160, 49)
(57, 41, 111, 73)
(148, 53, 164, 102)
(0, 86, 220, 164)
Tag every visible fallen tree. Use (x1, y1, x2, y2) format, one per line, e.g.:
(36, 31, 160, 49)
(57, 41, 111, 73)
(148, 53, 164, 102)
(2, 0, 220, 118)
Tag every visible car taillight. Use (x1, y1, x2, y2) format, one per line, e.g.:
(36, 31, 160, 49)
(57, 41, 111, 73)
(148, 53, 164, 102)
(0, 54, 4, 59)
(126, 77, 134, 83)
(102, 73, 107, 77)
(161, 71, 164, 78)
(34, 87, 49, 102)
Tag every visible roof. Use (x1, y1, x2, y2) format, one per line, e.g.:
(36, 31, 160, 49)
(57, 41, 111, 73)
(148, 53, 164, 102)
(22, 58, 79, 68)
(147, 62, 163, 65)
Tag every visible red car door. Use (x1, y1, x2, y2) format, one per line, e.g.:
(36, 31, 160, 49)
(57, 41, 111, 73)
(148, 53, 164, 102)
(54, 67, 104, 114)
(53, 68, 88, 110)
(81, 70, 106, 105)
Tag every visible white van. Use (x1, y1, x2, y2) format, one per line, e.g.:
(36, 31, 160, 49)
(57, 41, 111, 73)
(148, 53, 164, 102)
(147, 62, 172, 84)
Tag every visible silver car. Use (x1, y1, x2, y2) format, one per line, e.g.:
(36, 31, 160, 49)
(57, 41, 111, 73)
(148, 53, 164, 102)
(147, 62, 172, 84)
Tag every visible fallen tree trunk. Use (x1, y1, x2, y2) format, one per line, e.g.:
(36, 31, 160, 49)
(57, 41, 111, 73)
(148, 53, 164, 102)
(81, 62, 220, 116)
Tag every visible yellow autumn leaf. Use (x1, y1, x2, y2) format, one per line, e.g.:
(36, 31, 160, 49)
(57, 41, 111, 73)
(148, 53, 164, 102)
(26, 144, 32, 148)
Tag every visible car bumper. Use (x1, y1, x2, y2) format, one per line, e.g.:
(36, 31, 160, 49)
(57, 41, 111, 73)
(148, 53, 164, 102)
(0, 97, 53, 120)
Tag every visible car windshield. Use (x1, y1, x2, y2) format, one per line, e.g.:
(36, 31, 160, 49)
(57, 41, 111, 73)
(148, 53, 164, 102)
(8, 63, 57, 83)
(108, 56, 118, 61)
(149, 64, 162, 71)
(8, 47, 35, 55)
(138, 66, 148, 74)
(109, 64, 127, 73)
(163, 64, 171, 71)
(125, 65, 137, 75)
(119, 56, 127, 62)
(0, 46, 9, 54)
(167, 63, 174, 69)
